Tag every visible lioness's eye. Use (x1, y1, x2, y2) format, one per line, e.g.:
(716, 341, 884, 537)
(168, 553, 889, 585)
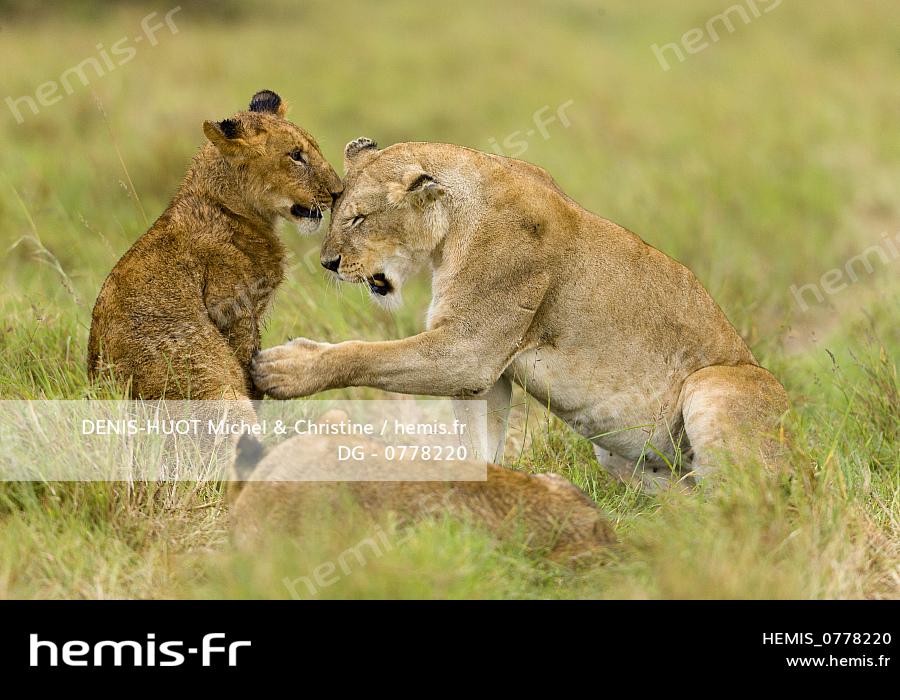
(349, 214, 366, 228)
(289, 149, 307, 165)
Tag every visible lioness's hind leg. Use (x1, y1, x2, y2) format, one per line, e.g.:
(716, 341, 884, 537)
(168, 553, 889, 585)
(678, 364, 789, 481)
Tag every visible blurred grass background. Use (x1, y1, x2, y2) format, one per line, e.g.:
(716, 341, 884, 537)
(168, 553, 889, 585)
(0, 0, 897, 598)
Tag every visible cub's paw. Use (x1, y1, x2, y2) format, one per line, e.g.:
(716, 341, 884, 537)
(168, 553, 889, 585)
(250, 337, 332, 399)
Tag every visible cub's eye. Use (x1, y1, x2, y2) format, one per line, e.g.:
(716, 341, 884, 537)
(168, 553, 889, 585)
(289, 149, 308, 165)
(349, 214, 366, 228)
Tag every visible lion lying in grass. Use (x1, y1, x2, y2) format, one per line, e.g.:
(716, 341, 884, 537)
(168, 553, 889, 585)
(252, 138, 789, 490)
(229, 413, 614, 564)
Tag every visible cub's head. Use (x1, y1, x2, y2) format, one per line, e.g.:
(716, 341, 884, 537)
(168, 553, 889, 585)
(203, 90, 342, 234)
(321, 138, 451, 306)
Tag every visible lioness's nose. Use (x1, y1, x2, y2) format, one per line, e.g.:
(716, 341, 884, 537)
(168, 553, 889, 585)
(321, 256, 341, 272)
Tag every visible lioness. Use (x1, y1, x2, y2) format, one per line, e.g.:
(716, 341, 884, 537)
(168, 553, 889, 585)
(88, 90, 341, 406)
(252, 139, 788, 490)
(230, 412, 614, 563)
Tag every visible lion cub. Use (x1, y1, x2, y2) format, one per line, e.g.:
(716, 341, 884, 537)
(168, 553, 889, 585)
(88, 90, 341, 405)
(229, 416, 614, 564)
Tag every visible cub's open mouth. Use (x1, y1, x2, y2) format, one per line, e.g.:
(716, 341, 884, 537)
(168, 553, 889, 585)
(367, 273, 393, 296)
(290, 204, 323, 219)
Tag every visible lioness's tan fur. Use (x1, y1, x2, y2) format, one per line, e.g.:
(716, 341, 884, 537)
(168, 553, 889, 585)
(88, 90, 341, 405)
(252, 140, 788, 489)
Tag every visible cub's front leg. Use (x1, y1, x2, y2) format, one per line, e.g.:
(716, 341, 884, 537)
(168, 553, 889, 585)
(203, 279, 266, 368)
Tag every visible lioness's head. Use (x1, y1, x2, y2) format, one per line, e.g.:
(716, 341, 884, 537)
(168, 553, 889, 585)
(321, 138, 451, 305)
(203, 90, 342, 234)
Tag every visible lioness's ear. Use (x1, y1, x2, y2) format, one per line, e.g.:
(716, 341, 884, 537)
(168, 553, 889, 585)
(344, 137, 378, 171)
(249, 89, 287, 118)
(399, 170, 446, 208)
(203, 119, 250, 156)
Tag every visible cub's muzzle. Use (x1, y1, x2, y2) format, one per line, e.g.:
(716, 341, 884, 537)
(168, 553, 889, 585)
(290, 204, 323, 220)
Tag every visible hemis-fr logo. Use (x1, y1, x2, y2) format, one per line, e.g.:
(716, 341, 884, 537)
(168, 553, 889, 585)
(30, 633, 251, 667)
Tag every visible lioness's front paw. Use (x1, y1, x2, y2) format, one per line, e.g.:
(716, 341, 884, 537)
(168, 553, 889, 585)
(250, 337, 332, 399)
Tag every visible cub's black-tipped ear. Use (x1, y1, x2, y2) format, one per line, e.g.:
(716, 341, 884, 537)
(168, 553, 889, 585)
(203, 119, 248, 155)
(249, 89, 287, 117)
(343, 136, 378, 171)
(218, 118, 240, 138)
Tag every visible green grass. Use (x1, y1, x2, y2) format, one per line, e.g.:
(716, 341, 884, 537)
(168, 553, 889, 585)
(0, 0, 897, 599)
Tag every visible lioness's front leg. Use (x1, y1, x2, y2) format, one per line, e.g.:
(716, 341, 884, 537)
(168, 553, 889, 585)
(251, 327, 510, 399)
(452, 377, 512, 463)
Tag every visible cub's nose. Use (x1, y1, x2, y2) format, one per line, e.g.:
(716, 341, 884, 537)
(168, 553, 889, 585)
(330, 190, 343, 207)
(321, 256, 341, 272)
